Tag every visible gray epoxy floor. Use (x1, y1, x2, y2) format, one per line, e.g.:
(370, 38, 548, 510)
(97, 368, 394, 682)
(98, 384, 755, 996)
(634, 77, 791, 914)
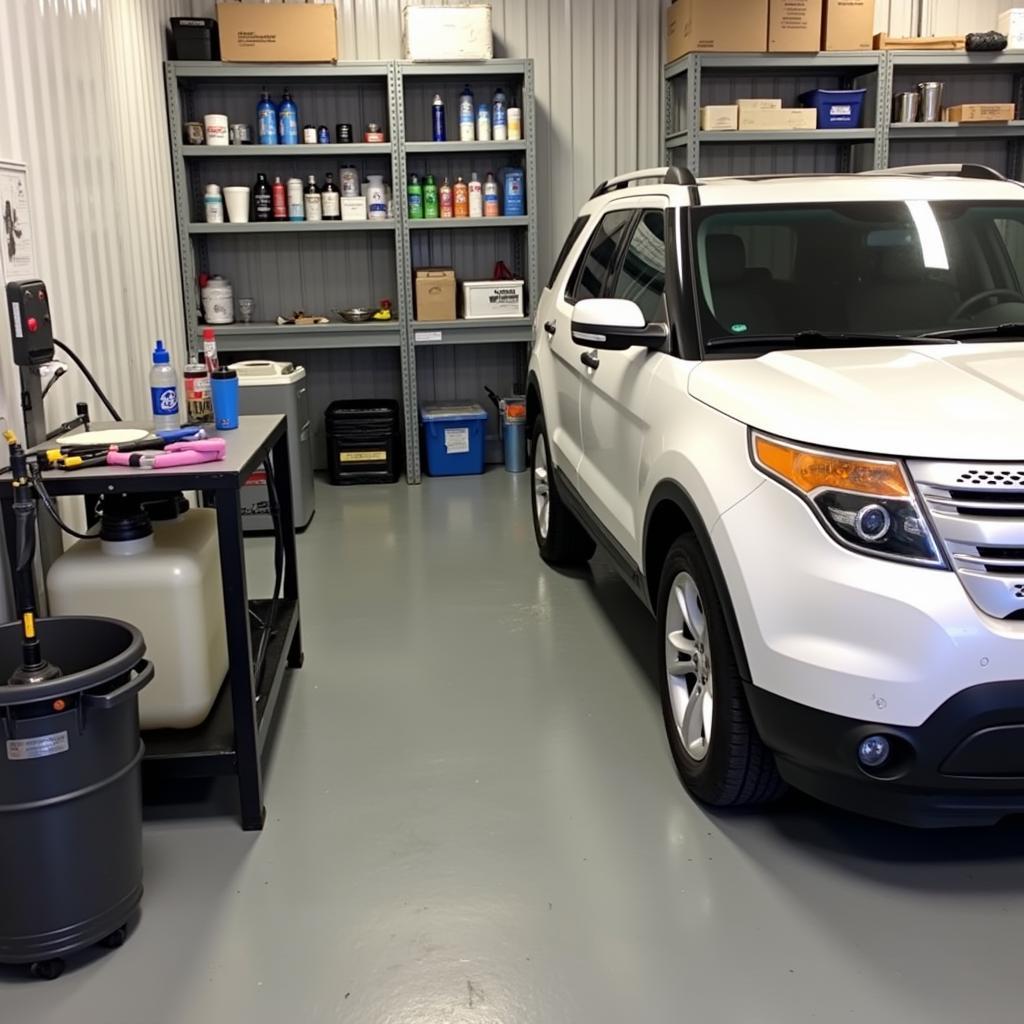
(7, 471, 1024, 1022)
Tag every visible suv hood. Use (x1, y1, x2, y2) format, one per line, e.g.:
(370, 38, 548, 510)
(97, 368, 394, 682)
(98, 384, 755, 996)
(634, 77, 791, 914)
(689, 343, 1024, 460)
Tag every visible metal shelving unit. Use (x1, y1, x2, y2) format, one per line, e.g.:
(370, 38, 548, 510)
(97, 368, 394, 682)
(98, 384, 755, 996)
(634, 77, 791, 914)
(187, 219, 397, 234)
(213, 322, 402, 352)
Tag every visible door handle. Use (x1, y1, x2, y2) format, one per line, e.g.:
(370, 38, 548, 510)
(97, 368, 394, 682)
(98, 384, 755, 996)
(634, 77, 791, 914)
(544, 319, 557, 336)
(580, 350, 600, 370)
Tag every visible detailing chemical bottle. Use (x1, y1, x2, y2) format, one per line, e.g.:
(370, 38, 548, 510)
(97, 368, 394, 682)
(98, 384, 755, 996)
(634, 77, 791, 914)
(476, 102, 491, 141)
(431, 93, 447, 142)
(502, 167, 525, 216)
(304, 174, 322, 221)
(204, 183, 224, 223)
(492, 86, 508, 141)
(366, 174, 387, 220)
(286, 177, 304, 221)
(48, 495, 229, 731)
(423, 174, 439, 218)
(459, 84, 475, 141)
(408, 173, 424, 218)
(453, 176, 469, 218)
(322, 172, 340, 220)
(483, 172, 500, 217)
(468, 171, 483, 218)
(278, 89, 299, 145)
(253, 172, 272, 221)
(150, 339, 180, 431)
(507, 94, 522, 140)
(257, 88, 278, 145)
(271, 176, 287, 220)
(439, 177, 454, 218)
(184, 357, 212, 424)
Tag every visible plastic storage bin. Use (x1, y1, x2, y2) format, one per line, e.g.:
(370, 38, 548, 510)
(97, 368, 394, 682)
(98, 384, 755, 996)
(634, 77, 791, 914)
(421, 403, 488, 477)
(799, 88, 866, 129)
(325, 399, 402, 484)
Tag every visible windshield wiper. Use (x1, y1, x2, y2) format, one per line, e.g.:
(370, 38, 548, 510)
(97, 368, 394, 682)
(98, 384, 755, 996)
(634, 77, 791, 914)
(922, 323, 1024, 341)
(705, 330, 955, 351)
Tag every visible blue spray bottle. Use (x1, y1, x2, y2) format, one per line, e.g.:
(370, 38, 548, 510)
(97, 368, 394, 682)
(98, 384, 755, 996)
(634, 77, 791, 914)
(431, 94, 447, 142)
(257, 88, 278, 145)
(278, 89, 299, 145)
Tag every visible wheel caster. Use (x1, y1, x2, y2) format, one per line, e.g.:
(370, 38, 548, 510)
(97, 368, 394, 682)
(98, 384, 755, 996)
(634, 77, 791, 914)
(100, 925, 127, 949)
(30, 958, 65, 980)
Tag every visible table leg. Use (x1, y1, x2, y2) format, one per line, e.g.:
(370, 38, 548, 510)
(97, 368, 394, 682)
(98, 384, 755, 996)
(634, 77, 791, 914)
(215, 488, 265, 831)
(271, 432, 303, 669)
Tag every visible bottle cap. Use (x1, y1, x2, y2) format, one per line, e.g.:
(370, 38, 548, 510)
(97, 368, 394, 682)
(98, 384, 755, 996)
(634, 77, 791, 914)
(205, 183, 221, 195)
(202, 327, 215, 341)
(433, 94, 443, 104)
(153, 339, 170, 364)
(211, 367, 237, 380)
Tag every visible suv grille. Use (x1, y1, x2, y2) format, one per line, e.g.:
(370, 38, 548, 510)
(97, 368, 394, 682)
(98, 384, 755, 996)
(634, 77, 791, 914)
(909, 461, 1024, 619)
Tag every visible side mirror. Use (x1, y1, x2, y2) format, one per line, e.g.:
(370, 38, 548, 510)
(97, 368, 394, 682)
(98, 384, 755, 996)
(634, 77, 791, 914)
(571, 298, 668, 351)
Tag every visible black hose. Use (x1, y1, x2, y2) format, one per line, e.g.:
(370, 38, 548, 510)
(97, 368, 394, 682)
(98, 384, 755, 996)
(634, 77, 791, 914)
(41, 366, 66, 400)
(51, 338, 122, 421)
(254, 455, 285, 684)
(30, 466, 94, 540)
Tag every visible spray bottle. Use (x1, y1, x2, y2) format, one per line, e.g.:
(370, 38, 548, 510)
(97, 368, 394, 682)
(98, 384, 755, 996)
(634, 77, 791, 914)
(278, 89, 299, 145)
(459, 84, 475, 141)
(431, 94, 447, 142)
(492, 86, 508, 141)
(257, 88, 278, 145)
(150, 339, 180, 431)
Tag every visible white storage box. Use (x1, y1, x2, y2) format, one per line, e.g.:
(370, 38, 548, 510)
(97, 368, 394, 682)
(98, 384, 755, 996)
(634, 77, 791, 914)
(403, 4, 493, 61)
(341, 196, 367, 221)
(461, 279, 524, 319)
(999, 9, 1024, 49)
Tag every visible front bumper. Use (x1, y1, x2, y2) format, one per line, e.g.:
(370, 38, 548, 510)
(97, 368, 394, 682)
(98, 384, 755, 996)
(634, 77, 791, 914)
(747, 679, 1024, 827)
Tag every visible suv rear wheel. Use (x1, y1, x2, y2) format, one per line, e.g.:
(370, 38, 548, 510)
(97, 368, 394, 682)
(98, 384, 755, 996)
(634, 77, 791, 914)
(657, 535, 783, 807)
(531, 415, 595, 565)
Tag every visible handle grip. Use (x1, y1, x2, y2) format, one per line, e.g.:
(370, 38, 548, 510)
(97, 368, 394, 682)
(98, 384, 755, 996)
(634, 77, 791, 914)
(81, 659, 154, 709)
(580, 350, 600, 370)
(544, 320, 557, 336)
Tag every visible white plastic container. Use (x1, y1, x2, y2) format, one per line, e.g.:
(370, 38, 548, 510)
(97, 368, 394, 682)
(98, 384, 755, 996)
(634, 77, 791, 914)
(999, 9, 1024, 49)
(366, 174, 387, 220)
(402, 4, 493, 60)
(201, 275, 234, 324)
(48, 503, 229, 731)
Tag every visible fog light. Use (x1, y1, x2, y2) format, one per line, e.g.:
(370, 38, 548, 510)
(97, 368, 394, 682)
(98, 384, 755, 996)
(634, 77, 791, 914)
(858, 734, 891, 768)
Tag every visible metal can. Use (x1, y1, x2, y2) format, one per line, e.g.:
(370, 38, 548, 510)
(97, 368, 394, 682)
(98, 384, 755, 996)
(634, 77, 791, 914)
(184, 363, 212, 425)
(339, 166, 359, 197)
(229, 123, 252, 145)
(336, 123, 353, 143)
(364, 122, 385, 144)
(184, 121, 205, 145)
(317, 125, 330, 144)
(302, 124, 317, 144)
(286, 177, 304, 221)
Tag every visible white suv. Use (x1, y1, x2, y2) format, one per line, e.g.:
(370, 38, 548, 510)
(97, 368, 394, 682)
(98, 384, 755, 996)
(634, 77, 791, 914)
(527, 163, 1024, 827)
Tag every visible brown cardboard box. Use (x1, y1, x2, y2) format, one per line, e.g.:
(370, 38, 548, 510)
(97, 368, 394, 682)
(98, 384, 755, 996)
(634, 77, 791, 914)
(700, 105, 739, 130)
(665, 0, 770, 61)
(216, 2, 338, 62)
(415, 268, 456, 322)
(769, 0, 823, 51)
(737, 98, 783, 109)
(822, 0, 875, 51)
(943, 103, 1016, 123)
(738, 107, 817, 130)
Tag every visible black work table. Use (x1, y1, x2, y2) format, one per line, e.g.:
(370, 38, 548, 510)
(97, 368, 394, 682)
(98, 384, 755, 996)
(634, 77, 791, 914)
(0, 414, 303, 830)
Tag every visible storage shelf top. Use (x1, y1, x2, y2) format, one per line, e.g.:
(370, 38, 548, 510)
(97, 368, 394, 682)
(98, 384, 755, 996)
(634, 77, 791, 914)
(407, 216, 529, 230)
(698, 128, 875, 143)
(204, 321, 402, 351)
(890, 121, 1024, 137)
(888, 51, 1024, 67)
(397, 58, 531, 77)
(189, 220, 396, 234)
(168, 60, 392, 80)
(665, 51, 883, 79)
(182, 143, 393, 158)
(404, 140, 527, 153)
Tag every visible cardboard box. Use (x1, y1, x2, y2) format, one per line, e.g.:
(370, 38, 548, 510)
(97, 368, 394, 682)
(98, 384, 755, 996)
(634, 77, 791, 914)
(769, 0, 823, 51)
(403, 4, 493, 61)
(737, 97, 783, 109)
(216, 3, 337, 62)
(415, 268, 456, 322)
(665, 0, 770, 61)
(738, 107, 817, 130)
(999, 9, 1024, 49)
(822, 0, 875, 51)
(700, 105, 739, 130)
(461, 280, 525, 319)
(340, 196, 367, 221)
(943, 103, 1016, 123)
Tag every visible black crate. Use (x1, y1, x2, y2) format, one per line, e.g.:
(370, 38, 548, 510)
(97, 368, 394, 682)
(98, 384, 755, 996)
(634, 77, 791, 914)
(325, 399, 402, 485)
(169, 18, 218, 61)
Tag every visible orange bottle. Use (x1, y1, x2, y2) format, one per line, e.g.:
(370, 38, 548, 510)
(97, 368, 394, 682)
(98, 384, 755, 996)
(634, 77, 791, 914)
(453, 176, 469, 217)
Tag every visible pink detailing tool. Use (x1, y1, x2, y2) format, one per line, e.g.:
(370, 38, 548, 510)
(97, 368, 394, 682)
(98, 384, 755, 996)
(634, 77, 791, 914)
(106, 437, 227, 470)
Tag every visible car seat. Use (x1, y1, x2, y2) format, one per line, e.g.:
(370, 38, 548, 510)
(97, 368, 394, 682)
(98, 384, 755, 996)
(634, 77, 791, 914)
(706, 234, 781, 335)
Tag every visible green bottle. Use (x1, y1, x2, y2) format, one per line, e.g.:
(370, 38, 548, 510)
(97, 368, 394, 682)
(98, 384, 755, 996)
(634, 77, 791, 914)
(423, 174, 439, 218)
(408, 173, 424, 219)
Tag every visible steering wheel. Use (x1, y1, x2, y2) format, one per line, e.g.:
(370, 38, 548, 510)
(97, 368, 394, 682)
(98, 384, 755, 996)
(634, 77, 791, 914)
(950, 288, 1024, 321)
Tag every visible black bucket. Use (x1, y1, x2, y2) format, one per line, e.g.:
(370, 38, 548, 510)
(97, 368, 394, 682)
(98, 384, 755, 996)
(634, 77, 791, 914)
(0, 617, 151, 975)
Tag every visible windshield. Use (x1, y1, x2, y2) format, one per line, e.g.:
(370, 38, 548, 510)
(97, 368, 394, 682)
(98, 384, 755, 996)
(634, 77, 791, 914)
(693, 200, 1024, 349)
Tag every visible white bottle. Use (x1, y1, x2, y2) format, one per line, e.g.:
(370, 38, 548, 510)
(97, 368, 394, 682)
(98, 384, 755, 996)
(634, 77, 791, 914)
(508, 102, 522, 141)
(366, 174, 387, 220)
(150, 339, 180, 431)
(468, 172, 483, 218)
(204, 183, 224, 223)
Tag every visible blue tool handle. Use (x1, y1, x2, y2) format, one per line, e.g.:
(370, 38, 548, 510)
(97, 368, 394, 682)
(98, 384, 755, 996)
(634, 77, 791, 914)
(155, 427, 205, 442)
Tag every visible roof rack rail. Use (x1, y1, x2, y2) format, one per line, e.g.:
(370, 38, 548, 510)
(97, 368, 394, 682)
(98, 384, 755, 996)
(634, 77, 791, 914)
(860, 163, 1006, 181)
(589, 166, 695, 199)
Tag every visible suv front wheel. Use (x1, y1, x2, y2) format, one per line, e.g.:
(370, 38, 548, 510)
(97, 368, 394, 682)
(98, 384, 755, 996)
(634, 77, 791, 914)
(657, 535, 783, 807)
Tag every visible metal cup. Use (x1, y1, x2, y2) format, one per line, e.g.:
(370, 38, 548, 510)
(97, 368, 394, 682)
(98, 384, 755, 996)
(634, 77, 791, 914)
(917, 81, 944, 122)
(892, 92, 920, 124)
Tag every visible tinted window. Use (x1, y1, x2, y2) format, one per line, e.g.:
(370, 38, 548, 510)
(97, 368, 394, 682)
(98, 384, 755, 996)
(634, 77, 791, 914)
(567, 210, 634, 302)
(610, 210, 666, 323)
(547, 215, 590, 289)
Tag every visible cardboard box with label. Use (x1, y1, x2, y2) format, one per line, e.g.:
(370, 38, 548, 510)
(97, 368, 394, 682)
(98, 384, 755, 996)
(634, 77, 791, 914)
(822, 0, 875, 51)
(999, 9, 1024, 50)
(943, 103, 1017, 123)
(665, 0, 770, 61)
(415, 268, 456, 322)
(739, 107, 817, 130)
(403, 4, 493, 60)
(216, 2, 338, 62)
(769, 0, 823, 52)
(700, 105, 740, 130)
(737, 98, 783, 110)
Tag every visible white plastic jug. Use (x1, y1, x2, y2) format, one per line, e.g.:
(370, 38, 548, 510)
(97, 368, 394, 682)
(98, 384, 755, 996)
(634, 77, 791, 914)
(48, 498, 228, 730)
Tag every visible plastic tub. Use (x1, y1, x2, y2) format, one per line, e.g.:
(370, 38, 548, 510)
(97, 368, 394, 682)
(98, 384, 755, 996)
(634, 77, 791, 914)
(799, 88, 867, 129)
(421, 402, 488, 476)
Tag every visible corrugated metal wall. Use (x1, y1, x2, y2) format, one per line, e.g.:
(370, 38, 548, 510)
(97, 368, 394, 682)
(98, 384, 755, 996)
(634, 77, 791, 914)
(0, 0, 188, 433)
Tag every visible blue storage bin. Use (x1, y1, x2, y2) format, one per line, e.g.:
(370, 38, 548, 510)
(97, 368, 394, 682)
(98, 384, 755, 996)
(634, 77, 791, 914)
(799, 88, 867, 129)
(421, 402, 488, 476)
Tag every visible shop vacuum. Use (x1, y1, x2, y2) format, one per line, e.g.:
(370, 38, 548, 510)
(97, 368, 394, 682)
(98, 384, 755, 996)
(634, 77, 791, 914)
(1, 281, 152, 979)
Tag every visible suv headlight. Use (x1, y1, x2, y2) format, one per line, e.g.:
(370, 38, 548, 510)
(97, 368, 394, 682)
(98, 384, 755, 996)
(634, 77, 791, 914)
(751, 433, 944, 567)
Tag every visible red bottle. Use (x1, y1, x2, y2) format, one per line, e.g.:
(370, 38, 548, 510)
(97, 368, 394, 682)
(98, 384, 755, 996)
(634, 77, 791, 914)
(271, 176, 287, 221)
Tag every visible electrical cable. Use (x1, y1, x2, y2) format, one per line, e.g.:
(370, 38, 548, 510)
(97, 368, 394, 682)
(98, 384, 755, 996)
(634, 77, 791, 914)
(51, 338, 122, 421)
(41, 366, 66, 400)
(254, 455, 285, 684)
(29, 464, 94, 541)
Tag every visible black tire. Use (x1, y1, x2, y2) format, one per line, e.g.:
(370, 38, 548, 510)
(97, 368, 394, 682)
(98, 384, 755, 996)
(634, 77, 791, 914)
(100, 926, 127, 949)
(657, 534, 784, 807)
(530, 415, 596, 565)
